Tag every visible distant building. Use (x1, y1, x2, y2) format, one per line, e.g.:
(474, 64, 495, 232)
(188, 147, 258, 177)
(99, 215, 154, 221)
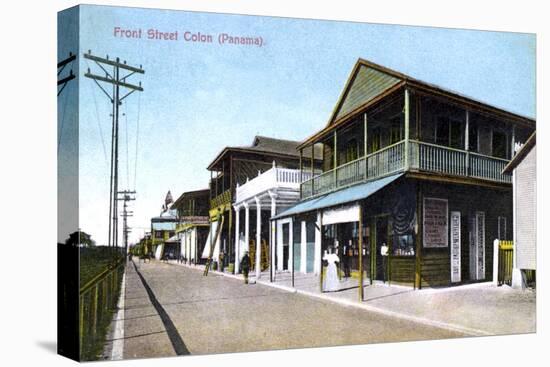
(150, 191, 178, 259)
(171, 189, 210, 264)
(502, 132, 536, 288)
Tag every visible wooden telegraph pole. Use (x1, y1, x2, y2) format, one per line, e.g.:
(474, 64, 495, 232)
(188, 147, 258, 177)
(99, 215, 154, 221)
(117, 190, 136, 256)
(84, 51, 144, 250)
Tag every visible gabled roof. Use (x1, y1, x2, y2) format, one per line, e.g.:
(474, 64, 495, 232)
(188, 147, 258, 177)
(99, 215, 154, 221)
(502, 132, 536, 174)
(207, 135, 323, 171)
(299, 58, 536, 149)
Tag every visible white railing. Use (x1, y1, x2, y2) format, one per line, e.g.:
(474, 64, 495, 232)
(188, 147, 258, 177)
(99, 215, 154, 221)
(411, 141, 467, 176)
(236, 166, 308, 203)
(367, 141, 405, 178)
(469, 152, 510, 183)
(300, 139, 511, 199)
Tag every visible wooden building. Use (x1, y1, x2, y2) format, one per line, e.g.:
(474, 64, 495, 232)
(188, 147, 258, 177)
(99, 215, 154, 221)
(502, 132, 536, 288)
(205, 136, 321, 271)
(273, 58, 535, 295)
(171, 188, 210, 264)
(150, 191, 178, 259)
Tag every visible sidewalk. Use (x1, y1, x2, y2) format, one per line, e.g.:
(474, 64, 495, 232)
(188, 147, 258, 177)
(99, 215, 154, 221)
(165, 260, 536, 337)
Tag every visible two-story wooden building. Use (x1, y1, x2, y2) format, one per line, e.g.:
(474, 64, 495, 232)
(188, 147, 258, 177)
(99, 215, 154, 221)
(171, 188, 210, 264)
(205, 136, 321, 272)
(273, 58, 535, 296)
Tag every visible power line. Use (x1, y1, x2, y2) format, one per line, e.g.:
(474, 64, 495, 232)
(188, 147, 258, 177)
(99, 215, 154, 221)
(134, 92, 141, 191)
(84, 51, 144, 250)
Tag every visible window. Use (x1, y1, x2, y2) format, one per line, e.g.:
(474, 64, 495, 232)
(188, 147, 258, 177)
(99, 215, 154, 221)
(468, 121, 478, 152)
(392, 234, 415, 256)
(436, 117, 463, 149)
(345, 138, 358, 162)
(390, 116, 403, 144)
(368, 127, 381, 153)
(492, 130, 508, 159)
(435, 117, 450, 146)
(450, 120, 463, 149)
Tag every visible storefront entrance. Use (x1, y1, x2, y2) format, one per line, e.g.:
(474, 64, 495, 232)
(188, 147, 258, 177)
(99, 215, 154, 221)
(374, 215, 389, 281)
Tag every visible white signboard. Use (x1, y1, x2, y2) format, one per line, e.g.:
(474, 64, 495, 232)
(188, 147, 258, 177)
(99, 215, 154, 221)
(450, 211, 461, 283)
(476, 211, 485, 280)
(322, 204, 360, 225)
(423, 197, 448, 248)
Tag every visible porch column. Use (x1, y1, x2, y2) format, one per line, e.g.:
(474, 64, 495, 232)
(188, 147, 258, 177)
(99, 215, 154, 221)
(314, 211, 322, 275)
(465, 110, 470, 175)
(289, 217, 294, 287)
(404, 88, 410, 170)
(364, 113, 368, 177)
(311, 144, 314, 195)
(269, 191, 277, 281)
(244, 201, 250, 259)
(277, 220, 283, 271)
(234, 205, 241, 273)
(254, 196, 262, 279)
(333, 131, 338, 188)
(301, 221, 307, 273)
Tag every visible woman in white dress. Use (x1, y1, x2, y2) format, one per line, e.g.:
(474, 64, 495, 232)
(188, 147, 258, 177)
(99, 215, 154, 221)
(323, 247, 340, 292)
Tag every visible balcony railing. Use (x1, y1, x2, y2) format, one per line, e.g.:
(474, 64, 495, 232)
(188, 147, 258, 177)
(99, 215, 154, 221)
(236, 166, 314, 203)
(301, 140, 511, 199)
(210, 189, 232, 208)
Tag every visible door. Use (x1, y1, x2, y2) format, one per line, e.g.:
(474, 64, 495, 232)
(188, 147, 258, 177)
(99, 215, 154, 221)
(282, 223, 289, 271)
(468, 211, 486, 281)
(374, 216, 389, 281)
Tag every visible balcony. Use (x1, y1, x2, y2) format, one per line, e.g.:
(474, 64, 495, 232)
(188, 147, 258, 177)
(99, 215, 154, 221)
(236, 166, 314, 203)
(301, 140, 511, 199)
(210, 189, 232, 209)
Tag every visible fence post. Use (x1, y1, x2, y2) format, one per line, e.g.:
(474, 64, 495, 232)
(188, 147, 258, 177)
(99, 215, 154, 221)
(493, 239, 499, 285)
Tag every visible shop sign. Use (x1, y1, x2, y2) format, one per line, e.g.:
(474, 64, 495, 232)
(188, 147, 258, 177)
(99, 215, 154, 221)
(423, 197, 448, 248)
(450, 211, 461, 283)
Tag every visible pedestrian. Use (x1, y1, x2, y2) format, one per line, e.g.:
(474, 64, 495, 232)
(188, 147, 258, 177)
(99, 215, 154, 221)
(241, 251, 250, 284)
(381, 242, 389, 283)
(219, 251, 225, 273)
(323, 246, 340, 292)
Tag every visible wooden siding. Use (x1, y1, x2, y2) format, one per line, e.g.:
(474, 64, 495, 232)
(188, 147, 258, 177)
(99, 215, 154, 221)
(390, 257, 415, 284)
(335, 65, 401, 122)
(421, 251, 450, 287)
(516, 145, 536, 270)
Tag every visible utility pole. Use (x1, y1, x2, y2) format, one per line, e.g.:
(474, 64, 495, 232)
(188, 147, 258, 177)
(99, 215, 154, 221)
(117, 190, 136, 256)
(84, 50, 144, 250)
(58, 52, 76, 96)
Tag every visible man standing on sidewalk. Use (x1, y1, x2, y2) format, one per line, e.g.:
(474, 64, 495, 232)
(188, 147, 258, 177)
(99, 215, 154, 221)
(241, 251, 250, 284)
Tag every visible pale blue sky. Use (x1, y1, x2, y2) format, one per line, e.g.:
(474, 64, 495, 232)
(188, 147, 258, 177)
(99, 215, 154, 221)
(60, 4, 535, 246)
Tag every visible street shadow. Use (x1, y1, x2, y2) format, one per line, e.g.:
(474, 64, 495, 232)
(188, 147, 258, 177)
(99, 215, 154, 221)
(132, 261, 190, 355)
(35, 340, 57, 354)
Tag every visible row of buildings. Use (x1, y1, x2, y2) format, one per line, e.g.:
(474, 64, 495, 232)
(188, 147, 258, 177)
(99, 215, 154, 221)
(134, 58, 536, 292)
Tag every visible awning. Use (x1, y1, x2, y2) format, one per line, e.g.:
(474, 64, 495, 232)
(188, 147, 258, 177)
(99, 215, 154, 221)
(272, 173, 404, 220)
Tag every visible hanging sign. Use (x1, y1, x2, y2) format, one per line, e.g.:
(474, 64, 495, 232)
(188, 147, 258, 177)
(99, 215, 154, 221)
(423, 197, 448, 248)
(450, 211, 461, 283)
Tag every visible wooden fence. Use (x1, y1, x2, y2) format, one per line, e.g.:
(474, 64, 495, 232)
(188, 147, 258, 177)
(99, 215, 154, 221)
(496, 240, 514, 286)
(79, 259, 125, 360)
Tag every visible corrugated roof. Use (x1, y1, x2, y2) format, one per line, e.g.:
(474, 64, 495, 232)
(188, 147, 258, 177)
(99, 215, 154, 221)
(272, 173, 404, 219)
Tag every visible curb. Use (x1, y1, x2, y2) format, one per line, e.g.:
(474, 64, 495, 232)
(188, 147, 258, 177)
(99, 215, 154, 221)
(111, 271, 126, 360)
